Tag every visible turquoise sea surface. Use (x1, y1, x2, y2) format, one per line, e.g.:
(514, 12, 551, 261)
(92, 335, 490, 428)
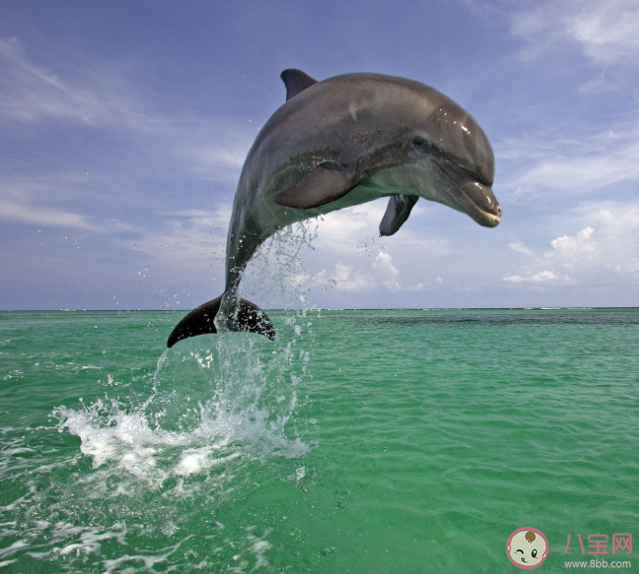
(1, 308, 638, 573)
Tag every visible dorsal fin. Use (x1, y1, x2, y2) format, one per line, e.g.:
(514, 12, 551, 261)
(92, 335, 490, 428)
(280, 69, 317, 101)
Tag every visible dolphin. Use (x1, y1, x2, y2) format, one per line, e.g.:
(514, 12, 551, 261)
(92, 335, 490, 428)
(167, 69, 501, 347)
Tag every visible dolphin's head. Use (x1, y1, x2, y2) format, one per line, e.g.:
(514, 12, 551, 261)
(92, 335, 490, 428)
(406, 99, 501, 227)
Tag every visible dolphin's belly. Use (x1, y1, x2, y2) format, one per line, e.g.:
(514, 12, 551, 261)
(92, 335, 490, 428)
(240, 162, 432, 248)
(249, 181, 388, 240)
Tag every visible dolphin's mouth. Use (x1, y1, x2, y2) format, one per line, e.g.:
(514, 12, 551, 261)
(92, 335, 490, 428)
(434, 162, 501, 228)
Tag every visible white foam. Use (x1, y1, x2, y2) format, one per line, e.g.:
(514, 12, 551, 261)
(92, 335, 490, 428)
(55, 340, 309, 490)
(58, 543, 83, 556)
(0, 540, 28, 559)
(102, 535, 192, 573)
(175, 448, 240, 476)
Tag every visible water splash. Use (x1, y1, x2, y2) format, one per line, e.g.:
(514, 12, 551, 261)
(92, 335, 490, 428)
(54, 220, 322, 486)
(7, 219, 326, 572)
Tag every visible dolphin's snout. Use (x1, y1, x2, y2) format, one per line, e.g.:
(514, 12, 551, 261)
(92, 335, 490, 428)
(461, 180, 500, 215)
(432, 161, 502, 227)
(460, 179, 501, 227)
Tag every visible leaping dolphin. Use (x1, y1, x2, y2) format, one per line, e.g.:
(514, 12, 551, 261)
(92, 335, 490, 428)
(167, 70, 502, 347)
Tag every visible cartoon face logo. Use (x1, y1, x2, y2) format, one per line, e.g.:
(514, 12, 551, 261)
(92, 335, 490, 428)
(506, 527, 549, 569)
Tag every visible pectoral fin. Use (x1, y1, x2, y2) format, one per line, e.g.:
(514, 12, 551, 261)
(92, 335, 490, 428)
(379, 194, 418, 236)
(274, 162, 358, 210)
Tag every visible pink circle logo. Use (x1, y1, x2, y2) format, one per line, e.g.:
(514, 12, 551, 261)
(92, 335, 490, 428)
(506, 527, 549, 569)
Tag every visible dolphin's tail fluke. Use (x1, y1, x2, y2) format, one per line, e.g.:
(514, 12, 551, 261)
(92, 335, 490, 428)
(167, 295, 276, 348)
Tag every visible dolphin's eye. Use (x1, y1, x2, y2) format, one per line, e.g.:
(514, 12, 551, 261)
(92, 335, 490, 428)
(411, 136, 442, 158)
(412, 136, 428, 149)
(532, 549, 538, 558)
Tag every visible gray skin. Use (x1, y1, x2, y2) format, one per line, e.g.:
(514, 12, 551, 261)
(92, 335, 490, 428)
(167, 70, 501, 347)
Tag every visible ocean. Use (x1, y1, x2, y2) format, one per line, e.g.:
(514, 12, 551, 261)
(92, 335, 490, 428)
(1, 308, 638, 573)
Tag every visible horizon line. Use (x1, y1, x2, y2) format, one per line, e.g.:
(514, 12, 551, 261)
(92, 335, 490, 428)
(1, 306, 639, 312)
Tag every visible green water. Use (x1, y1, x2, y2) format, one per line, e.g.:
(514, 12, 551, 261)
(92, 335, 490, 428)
(1, 309, 638, 573)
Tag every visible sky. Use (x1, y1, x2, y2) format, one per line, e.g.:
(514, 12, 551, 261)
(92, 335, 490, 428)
(1, 0, 638, 310)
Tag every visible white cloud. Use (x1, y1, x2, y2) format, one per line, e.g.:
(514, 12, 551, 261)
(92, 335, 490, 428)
(188, 146, 247, 172)
(503, 227, 594, 285)
(159, 205, 232, 228)
(163, 131, 254, 183)
(503, 270, 574, 284)
(312, 262, 377, 293)
(0, 37, 140, 126)
(566, 0, 639, 66)
(125, 205, 229, 268)
(0, 36, 255, 184)
(0, 199, 97, 230)
(0, 173, 133, 231)
(616, 258, 639, 275)
(499, 123, 639, 198)
(546, 226, 596, 261)
(234, 199, 453, 306)
(511, 0, 639, 68)
(371, 251, 401, 290)
(503, 205, 639, 289)
(0, 36, 258, 240)
(310, 202, 388, 254)
(593, 205, 639, 233)
(508, 242, 535, 257)
(289, 250, 422, 294)
(0, 173, 141, 232)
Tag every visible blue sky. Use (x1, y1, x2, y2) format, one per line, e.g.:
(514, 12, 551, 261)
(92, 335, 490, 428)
(1, 0, 638, 310)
